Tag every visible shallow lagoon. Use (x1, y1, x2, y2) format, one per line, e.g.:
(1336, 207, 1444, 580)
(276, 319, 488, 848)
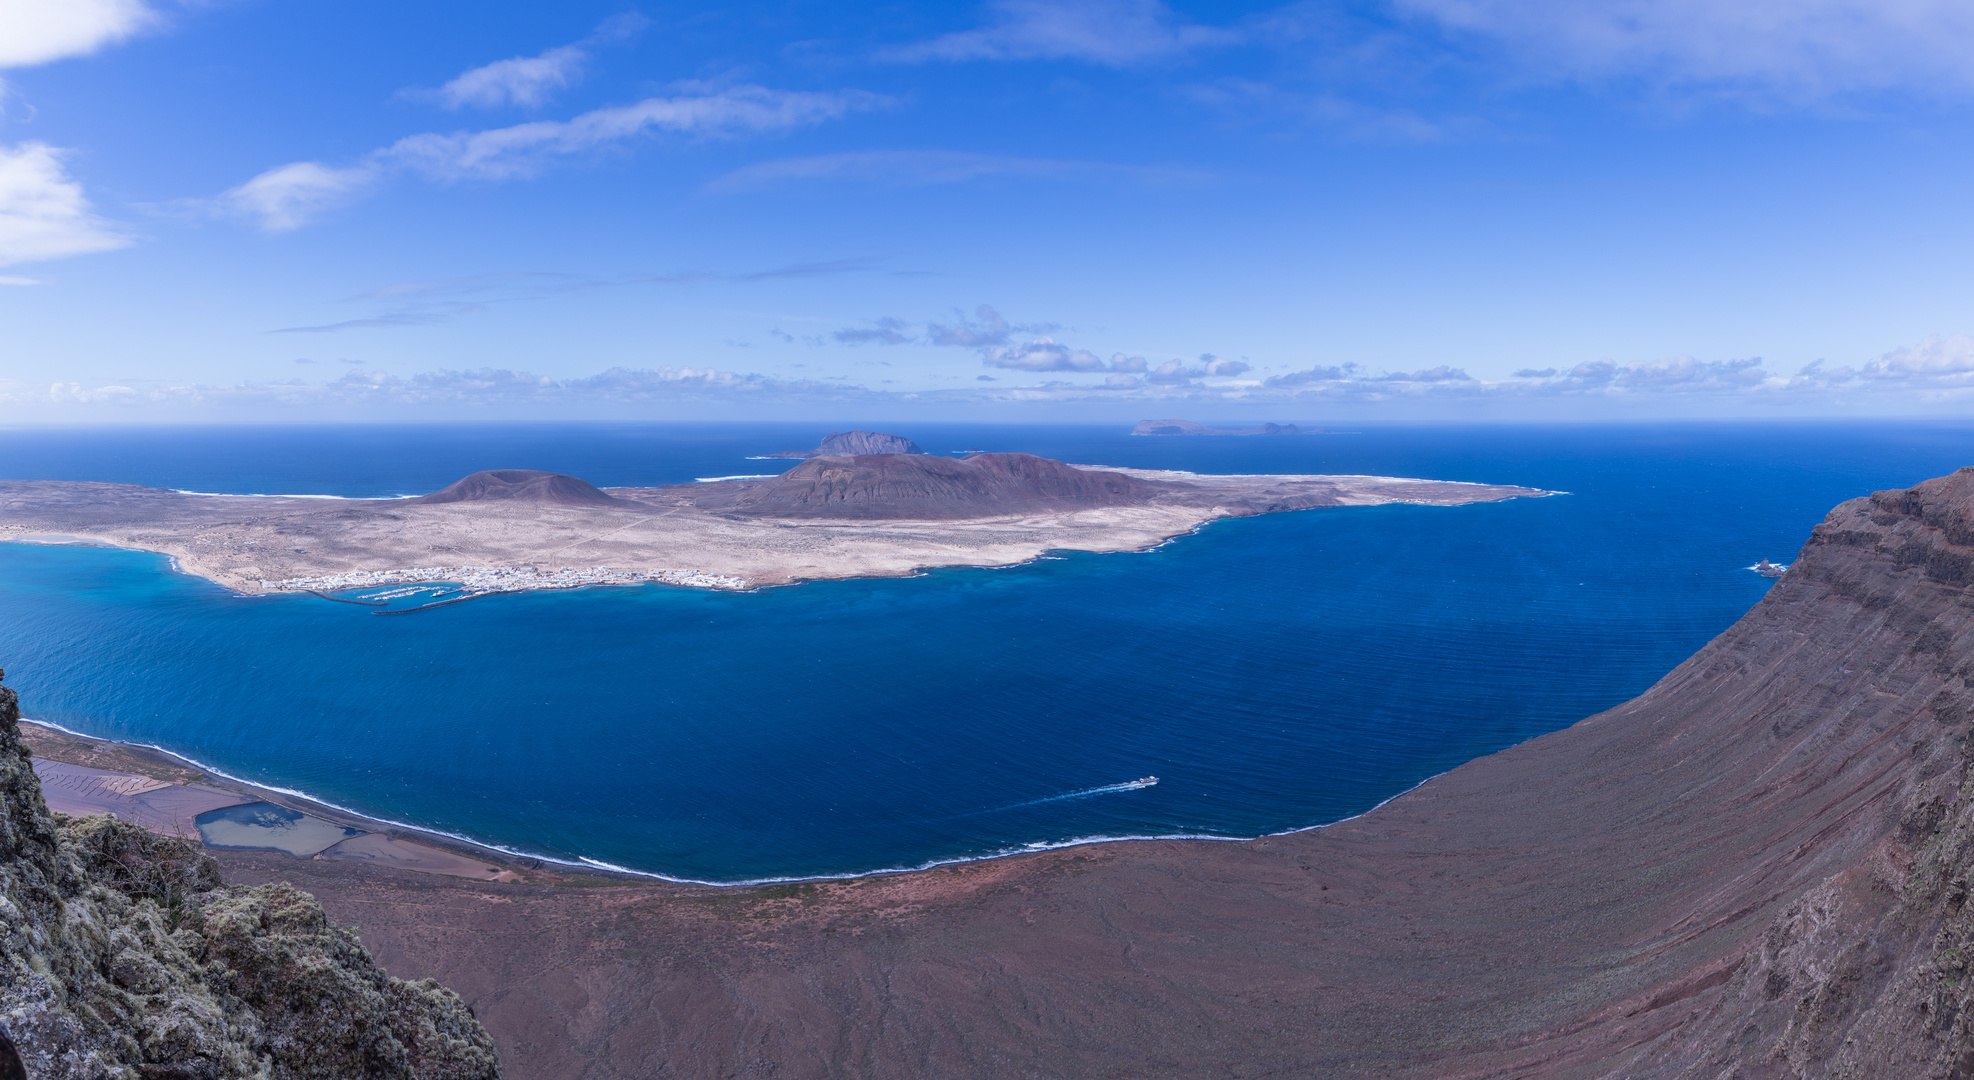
(2, 421, 1970, 881)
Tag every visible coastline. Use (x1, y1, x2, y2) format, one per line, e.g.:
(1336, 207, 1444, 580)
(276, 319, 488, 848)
(18, 711, 1449, 889)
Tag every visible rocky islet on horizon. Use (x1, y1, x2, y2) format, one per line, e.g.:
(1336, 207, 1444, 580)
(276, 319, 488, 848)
(1131, 418, 1321, 436)
(761, 430, 926, 458)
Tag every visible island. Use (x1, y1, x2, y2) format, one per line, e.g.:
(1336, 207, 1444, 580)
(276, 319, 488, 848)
(759, 429, 926, 458)
(0, 452, 1548, 600)
(1131, 418, 1319, 435)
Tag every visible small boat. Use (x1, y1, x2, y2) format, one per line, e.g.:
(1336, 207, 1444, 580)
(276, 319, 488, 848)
(1136, 776, 1159, 786)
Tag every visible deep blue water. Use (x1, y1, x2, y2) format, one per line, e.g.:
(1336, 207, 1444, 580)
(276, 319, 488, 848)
(1, 421, 1970, 882)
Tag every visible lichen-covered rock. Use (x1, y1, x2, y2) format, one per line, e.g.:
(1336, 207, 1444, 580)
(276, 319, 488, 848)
(0, 672, 500, 1079)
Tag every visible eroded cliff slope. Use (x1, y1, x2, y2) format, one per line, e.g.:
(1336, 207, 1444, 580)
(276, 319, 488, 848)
(0, 676, 499, 1079)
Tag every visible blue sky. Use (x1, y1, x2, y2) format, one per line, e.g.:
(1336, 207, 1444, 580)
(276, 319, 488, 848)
(6, 0, 1974, 422)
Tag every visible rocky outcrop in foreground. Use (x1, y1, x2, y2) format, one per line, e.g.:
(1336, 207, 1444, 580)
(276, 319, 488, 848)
(0, 674, 499, 1079)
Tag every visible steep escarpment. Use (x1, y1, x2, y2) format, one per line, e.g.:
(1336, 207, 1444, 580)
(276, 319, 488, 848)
(1596, 466, 1974, 1077)
(694, 452, 1172, 519)
(0, 674, 499, 1079)
(217, 468, 1974, 1080)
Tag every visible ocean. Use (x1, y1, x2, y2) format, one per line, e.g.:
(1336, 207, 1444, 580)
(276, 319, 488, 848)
(0, 420, 1968, 882)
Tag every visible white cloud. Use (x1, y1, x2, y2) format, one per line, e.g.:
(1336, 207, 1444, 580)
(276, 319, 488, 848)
(887, 0, 1237, 66)
(218, 161, 380, 233)
(1397, 0, 1974, 99)
(985, 339, 1109, 371)
(0, 0, 154, 69)
(1858, 335, 1974, 383)
(17, 336, 1974, 419)
(0, 142, 129, 266)
(385, 85, 885, 182)
(434, 45, 587, 110)
(709, 150, 1209, 192)
(0, 274, 40, 285)
(219, 85, 887, 231)
(417, 14, 648, 110)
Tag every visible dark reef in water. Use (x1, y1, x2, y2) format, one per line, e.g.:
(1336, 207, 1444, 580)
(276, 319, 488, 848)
(412, 469, 627, 508)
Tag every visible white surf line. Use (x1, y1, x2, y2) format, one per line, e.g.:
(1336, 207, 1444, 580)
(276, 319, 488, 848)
(16, 719, 1461, 890)
(695, 474, 780, 482)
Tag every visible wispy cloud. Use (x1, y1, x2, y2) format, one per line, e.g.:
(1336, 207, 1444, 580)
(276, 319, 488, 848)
(833, 317, 915, 345)
(411, 13, 649, 110)
(218, 161, 378, 234)
(217, 84, 889, 231)
(928, 304, 1056, 347)
(269, 260, 881, 334)
(0, 142, 131, 267)
(709, 150, 1210, 192)
(1397, 0, 1974, 102)
(885, 0, 1237, 66)
(431, 45, 589, 110)
(16, 337, 1974, 418)
(817, 303, 1249, 387)
(271, 312, 457, 334)
(0, 0, 155, 69)
(1182, 79, 1478, 142)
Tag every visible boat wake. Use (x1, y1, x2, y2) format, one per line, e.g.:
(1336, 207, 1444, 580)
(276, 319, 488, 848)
(966, 777, 1160, 817)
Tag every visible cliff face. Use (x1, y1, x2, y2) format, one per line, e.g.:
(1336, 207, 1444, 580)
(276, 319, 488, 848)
(1612, 466, 1974, 1077)
(0, 678, 499, 1079)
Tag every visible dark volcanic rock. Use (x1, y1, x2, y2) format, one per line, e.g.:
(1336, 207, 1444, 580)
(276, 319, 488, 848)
(699, 452, 1171, 519)
(0, 672, 500, 1079)
(763, 430, 925, 459)
(412, 469, 626, 508)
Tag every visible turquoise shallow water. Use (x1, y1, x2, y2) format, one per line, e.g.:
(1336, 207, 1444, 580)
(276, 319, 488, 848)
(1, 421, 1970, 882)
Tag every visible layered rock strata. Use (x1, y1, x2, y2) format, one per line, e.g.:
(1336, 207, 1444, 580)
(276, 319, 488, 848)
(0, 674, 499, 1079)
